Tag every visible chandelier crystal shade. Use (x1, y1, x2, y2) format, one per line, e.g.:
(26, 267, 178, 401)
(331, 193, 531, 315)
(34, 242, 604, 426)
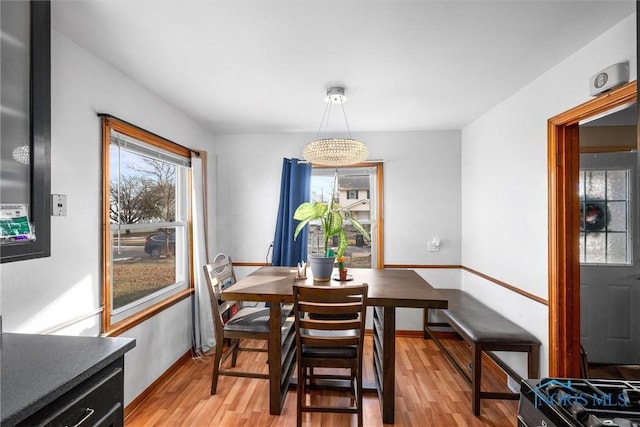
(303, 87, 368, 166)
(303, 138, 368, 167)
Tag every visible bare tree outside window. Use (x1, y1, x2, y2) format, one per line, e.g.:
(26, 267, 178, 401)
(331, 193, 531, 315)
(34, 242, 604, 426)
(107, 141, 188, 319)
(110, 159, 176, 224)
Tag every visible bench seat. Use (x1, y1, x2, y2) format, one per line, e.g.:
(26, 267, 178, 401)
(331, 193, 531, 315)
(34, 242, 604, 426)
(424, 289, 540, 416)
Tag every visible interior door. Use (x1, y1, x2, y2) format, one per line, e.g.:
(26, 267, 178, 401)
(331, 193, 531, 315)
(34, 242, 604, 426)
(580, 151, 640, 364)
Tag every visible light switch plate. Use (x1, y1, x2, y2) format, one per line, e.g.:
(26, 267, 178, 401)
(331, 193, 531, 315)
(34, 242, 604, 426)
(51, 194, 67, 216)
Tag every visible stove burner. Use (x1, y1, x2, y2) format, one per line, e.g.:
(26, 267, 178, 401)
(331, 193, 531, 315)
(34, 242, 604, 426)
(518, 378, 640, 427)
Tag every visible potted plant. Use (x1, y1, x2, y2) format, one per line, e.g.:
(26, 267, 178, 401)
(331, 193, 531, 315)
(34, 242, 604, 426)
(293, 189, 370, 281)
(337, 255, 348, 281)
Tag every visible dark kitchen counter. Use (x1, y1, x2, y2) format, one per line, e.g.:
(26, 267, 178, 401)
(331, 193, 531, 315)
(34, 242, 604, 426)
(1, 332, 136, 426)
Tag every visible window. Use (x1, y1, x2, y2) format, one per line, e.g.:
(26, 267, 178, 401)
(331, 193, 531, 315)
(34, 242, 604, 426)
(309, 163, 383, 268)
(579, 168, 631, 264)
(102, 116, 192, 334)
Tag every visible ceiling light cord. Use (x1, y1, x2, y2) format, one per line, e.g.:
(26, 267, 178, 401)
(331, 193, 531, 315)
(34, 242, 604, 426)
(339, 102, 352, 137)
(316, 100, 332, 138)
(316, 87, 353, 138)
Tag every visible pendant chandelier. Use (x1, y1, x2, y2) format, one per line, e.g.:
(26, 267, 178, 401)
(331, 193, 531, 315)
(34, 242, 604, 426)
(303, 87, 368, 166)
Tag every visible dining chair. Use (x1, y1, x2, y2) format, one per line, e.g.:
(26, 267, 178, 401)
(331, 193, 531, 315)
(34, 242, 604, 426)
(203, 255, 293, 394)
(292, 282, 368, 427)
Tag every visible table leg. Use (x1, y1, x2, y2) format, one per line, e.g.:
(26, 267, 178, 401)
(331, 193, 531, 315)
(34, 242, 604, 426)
(372, 306, 396, 424)
(268, 303, 282, 415)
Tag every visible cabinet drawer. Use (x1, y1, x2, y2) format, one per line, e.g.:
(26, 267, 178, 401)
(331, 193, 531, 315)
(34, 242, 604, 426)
(19, 359, 124, 427)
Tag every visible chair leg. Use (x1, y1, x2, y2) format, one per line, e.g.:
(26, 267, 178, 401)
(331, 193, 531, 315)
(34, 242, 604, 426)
(356, 366, 363, 427)
(350, 369, 356, 407)
(231, 339, 240, 367)
(297, 362, 304, 427)
(211, 340, 224, 395)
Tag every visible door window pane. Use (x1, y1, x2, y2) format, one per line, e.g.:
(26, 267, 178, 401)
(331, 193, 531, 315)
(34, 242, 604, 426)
(607, 201, 627, 232)
(606, 233, 628, 264)
(584, 170, 606, 200)
(585, 232, 606, 263)
(579, 169, 631, 265)
(607, 170, 628, 200)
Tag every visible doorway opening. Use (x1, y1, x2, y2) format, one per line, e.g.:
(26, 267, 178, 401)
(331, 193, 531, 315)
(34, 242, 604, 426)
(548, 81, 636, 378)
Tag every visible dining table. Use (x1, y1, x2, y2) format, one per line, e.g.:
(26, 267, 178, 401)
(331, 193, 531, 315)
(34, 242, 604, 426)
(221, 266, 448, 424)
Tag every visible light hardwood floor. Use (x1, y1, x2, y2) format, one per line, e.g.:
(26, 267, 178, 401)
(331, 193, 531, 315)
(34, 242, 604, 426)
(125, 336, 519, 426)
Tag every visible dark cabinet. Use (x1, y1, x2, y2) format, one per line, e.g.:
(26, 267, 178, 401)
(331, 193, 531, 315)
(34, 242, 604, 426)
(19, 359, 125, 427)
(1, 333, 136, 427)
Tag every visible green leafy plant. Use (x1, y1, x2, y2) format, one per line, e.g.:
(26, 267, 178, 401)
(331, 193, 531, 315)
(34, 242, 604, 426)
(293, 194, 370, 259)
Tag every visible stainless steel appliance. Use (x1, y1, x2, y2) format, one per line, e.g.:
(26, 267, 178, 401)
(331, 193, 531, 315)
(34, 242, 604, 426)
(518, 378, 640, 426)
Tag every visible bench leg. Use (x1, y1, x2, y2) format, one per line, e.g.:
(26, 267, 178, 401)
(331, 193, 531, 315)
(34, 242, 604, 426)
(471, 343, 482, 416)
(423, 308, 429, 339)
(528, 345, 540, 379)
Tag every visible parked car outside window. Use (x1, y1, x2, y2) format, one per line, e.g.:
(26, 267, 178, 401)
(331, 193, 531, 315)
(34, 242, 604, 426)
(144, 232, 175, 258)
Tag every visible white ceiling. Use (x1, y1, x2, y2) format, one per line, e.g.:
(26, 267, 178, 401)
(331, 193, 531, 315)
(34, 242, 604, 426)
(51, 0, 636, 135)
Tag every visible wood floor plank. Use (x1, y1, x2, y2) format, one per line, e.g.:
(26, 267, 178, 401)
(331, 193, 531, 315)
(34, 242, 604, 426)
(126, 336, 519, 426)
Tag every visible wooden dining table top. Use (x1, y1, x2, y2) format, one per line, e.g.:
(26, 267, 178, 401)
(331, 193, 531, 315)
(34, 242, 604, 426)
(222, 266, 448, 309)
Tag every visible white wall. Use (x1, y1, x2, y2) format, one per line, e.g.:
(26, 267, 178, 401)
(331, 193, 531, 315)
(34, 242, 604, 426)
(214, 130, 462, 330)
(214, 131, 461, 264)
(461, 14, 637, 378)
(0, 29, 216, 405)
(2, 6, 634, 410)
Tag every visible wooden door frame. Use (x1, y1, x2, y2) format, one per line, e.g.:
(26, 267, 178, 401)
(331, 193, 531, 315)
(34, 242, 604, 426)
(548, 81, 636, 377)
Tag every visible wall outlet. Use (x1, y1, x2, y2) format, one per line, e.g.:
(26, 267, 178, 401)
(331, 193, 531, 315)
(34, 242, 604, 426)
(51, 194, 67, 216)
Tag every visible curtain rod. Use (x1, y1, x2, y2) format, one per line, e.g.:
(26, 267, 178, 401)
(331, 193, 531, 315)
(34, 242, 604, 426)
(97, 113, 201, 157)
